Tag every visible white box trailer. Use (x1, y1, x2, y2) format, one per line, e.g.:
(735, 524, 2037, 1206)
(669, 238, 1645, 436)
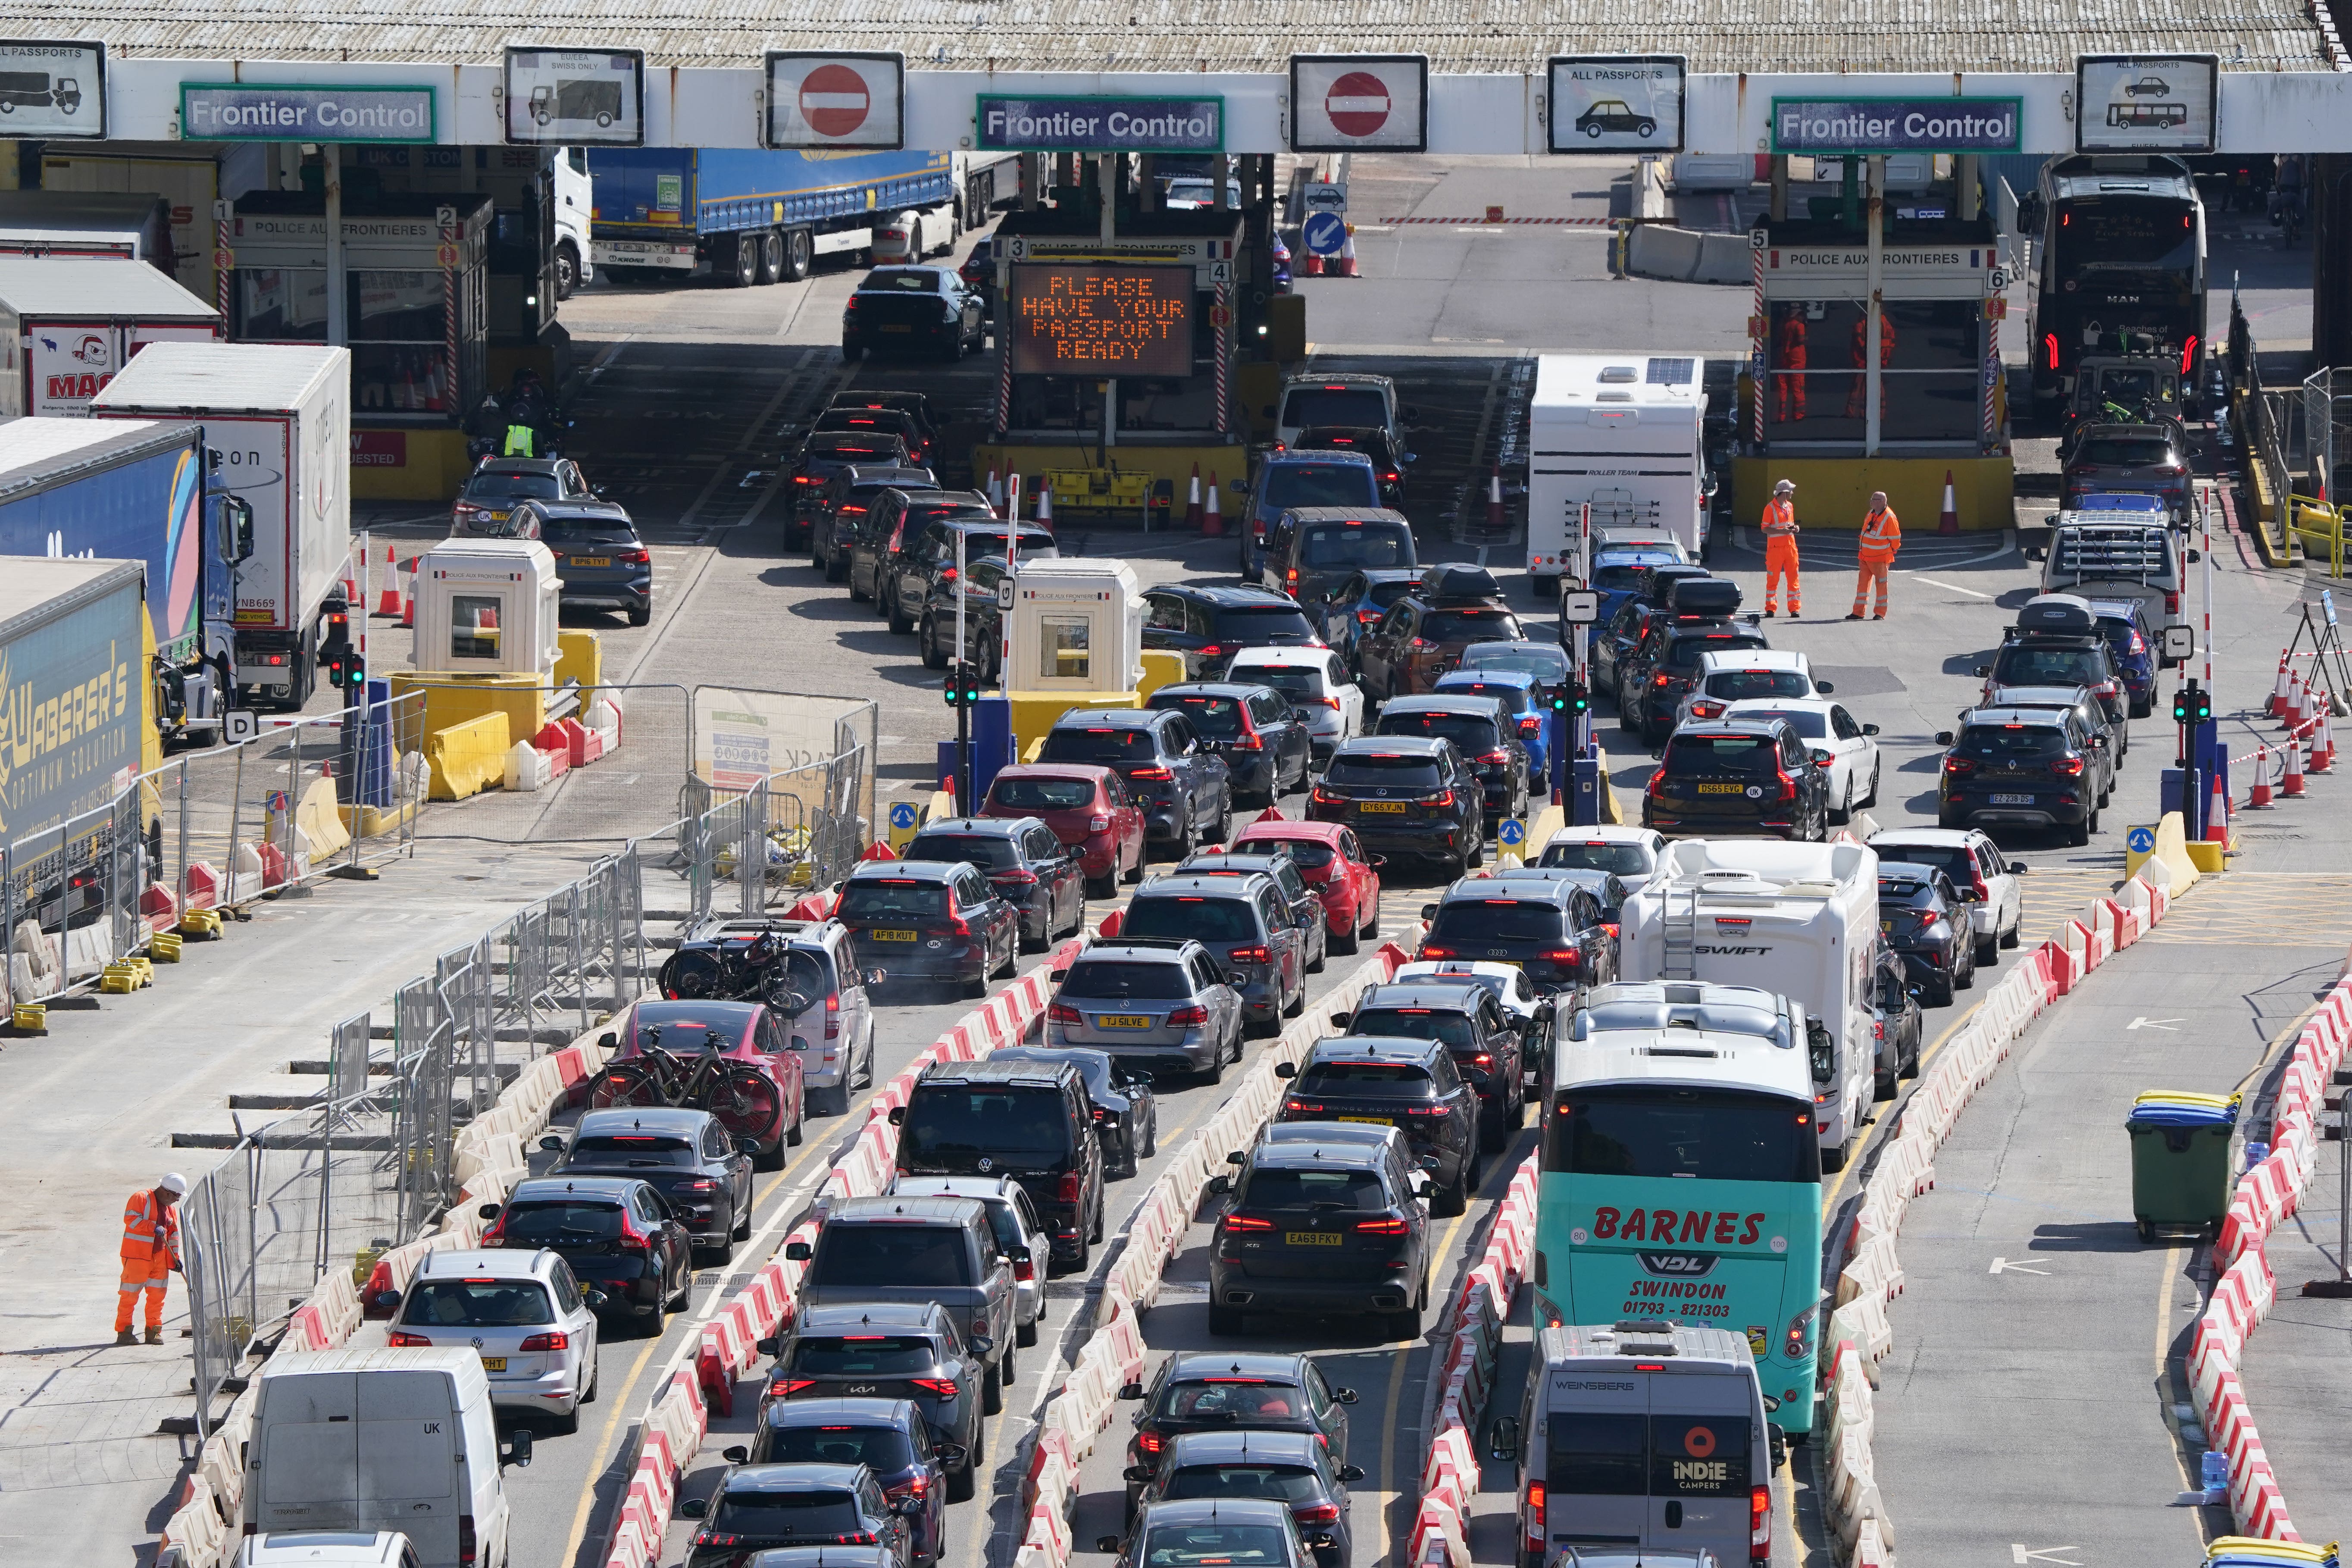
(0, 255, 219, 417)
(0, 189, 174, 266)
(91, 341, 350, 711)
(1616, 838, 1880, 1171)
(1526, 353, 1713, 594)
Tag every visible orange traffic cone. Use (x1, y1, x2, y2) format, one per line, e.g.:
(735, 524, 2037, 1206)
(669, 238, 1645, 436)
(1937, 469, 1959, 536)
(2281, 735, 2307, 797)
(1332, 228, 1360, 278)
(1203, 472, 1225, 538)
(2314, 706, 2336, 772)
(2208, 771, 2232, 842)
(375, 544, 403, 617)
(1035, 483, 1053, 532)
(1184, 463, 1203, 531)
(2286, 672, 2307, 728)
(1299, 246, 1325, 278)
(987, 468, 1003, 513)
(2249, 747, 2274, 807)
(2268, 655, 2292, 716)
(401, 558, 416, 627)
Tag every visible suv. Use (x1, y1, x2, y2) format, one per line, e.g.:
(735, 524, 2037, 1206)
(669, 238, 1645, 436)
(604, 998, 806, 1170)
(1146, 682, 1316, 805)
(1307, 735, 1486, 874)
(1204, 1132, 1433, 1338)
(811, 404, 932, 469)
(519, 501, 653, 625)
(2028, 503, 2192, 648)
(992, 1045, 1158, 1178)
(655, 915, 876, 1116)
(1128, 1429, 1363, 1568)
(980, 764, 1148, 895)
(879, 513, 1051, 636)
(383, 1249, 601, 1428)
(735, 1399, 956, 1560)
(1357, 589, 1526, 701)
(1674, 647, 1827, 726)
(543, 1106, 754, 1262)
(887, 1174, 1052, 1346)
(891, 1057, 1107, 1271)
(1934, 707, 2104, 844)
(2058, 420, 2192, 522)
(1292, 425, 1411, 505)
(1142, 584, 1325, 680)
(1375, 694, 1530, 826)
(1314, 567, 1423, 667)
(1240, 450, 1382, 580)
(812, 464, 936, 572)
(1121, 873, 1307, 1034)
(1878, 862, 1975, 1005)
(1047, 939, 1246, 1081)
(1261, 505, 1417, 602)
(755, 1303, 985, 1499)
(1644, 717, 1832, 841)
(1179, 849, 1330, 975)
(1036, 709, 1232, 851)
(679, 1464, 915, 1568)
(917, 553, 1010, 679)
(898, 816, 1088, 953)
(1418, 876, 1616, 994)
(1980, 684, 2118, 802)
(1615, 618, 1769, 746)
(1583, 538, 1691, 628)
(1336, 981, 1526, 1152)
(1984, 595, 2131, 734)
(828, 392, 940, 465)
(1275, 1035, 1482, 1214)
(785, 1196, 1019, 1404)
(450, 455, 595, 535)
(832, 860, 1021, 999)
(480, 1175, 693, 1330)
(1118, 1352, 1358, 1518)
(1274, 371, 1404, 455)
(1867, 827, 2025, 964)
(846, 488, 992, 606)
(2087, 597, 2159, 715)
(794, 433, 915, 528)
(1224, 647, 1365, 767)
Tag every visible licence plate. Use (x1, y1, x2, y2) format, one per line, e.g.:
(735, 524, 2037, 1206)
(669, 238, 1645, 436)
(1337, 1115, 1390, 1125)
(1988, 792, 2034, 805)
(487, 510, 510, 521)
(1359, 802, 1408, 814)
(572, 556, 611, 567)
(1286, 1232, 1342, 1246)
(1096, 1015, 1153, 1029)
(479, 1357, 507, 1372)
(872, 929, 917, 942)
(880, 324, 913, 333)
(1696, 782, 1743, 795)
(1880, 919, 1895, 933)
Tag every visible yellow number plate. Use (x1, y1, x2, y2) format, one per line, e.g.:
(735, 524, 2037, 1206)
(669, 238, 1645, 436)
(872, 929, 917, 942)
(573, 556, 611, 567)
(1358, 802, 1408, 814)
(487, 510, 510, 521)
(1286, 1231, 1342, 1246)
(1743, 1327, 1767, 1356)
(1096, 1015, 1152, 1029)
(1337, 1115, 1390, 1125)
(1696, 782, 1744, 795)
(479, 1356, 507, 1372)
(1880, 919, 1895, 933)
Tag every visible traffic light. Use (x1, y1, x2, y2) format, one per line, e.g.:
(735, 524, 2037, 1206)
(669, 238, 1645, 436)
(943, 664, 984, 708)
(2172, 683, 2211, 724)
(1551, 682, 1590, 715)
(320, 646, 367, 691)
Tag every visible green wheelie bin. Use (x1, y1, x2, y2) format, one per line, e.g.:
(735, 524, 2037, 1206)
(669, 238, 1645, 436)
(2126, 1090, 2239, 1243)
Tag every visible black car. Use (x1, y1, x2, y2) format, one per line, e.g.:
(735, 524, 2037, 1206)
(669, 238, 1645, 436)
(1142, 585, 1326, 680)
(1981, 596, 2130, 729)
(918, 554, 1009, 680)
(1877, 861, 1977, 1006)
(479, 1175, 693, 1330)
(2059, 419, 2193, 522)
(1129, 1430, 1364, 1568)
(1417, 878, 1615, 995)
(1037, 709, 1232, 852)
(841, 265, 986, 362)
(1146, 683, 1314, 806)
(1642, 717, 1832, 841)
(1870, 947, 1924, 1097)
(898, 816, 1087, 953)
(735, 1399, 958, 1562)
(1935, 707, 2104, 845)
(1291, 425, 1410, 506)
(1615, 619, 1768, 746)
(1177, 849, 1329, 978)
(1275, 1036, 1482, 1214)
(882, 516, 1054, 638)
(2088, 596, 2161, 716)
(516, 500, 653, 626)
(1121, 873, 1307, 1034)
(756, 1306, 983, 1499)
(832, 861, 1021, 998)
(1204, 1132, 1432, 1339)
(1313, 567, 1424, 667)
(892, 1057, 1108, 1272)
(1119, 1352, 1358, 1517)
(829, 391, 941, 463)
(847, 489, 988, 604)
(542, 1106, 755, 1264)
(811, 405, 933, 470)
(811, 464, 937, 570)
(1983, 683, 2118, 801)
(991, 1046, 1158, 1179)
(1374, 695, 1529, 826)
(679, 1463, 917, 1568)
(1307, 736, 1486, 874)
(1492, 864, 1631, 927)
(794, 434, 916, 531)
(1588, 563, 1715, 692)
(1336, 981, 1525, 1152)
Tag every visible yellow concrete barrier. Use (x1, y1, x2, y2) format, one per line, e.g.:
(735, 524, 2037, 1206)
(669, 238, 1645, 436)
(1008, 689, 1142, 764)
(1137, 649, 1188, 699)
(556, 629, 603, 700)
(296, 776, 352, 862)
(388, 671, 547, 757)
(425, 713, 512, 801)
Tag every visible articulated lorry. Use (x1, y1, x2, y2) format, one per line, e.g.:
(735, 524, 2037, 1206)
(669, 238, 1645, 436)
(588, 149, 1017, 285)
(92, 343, 352, 712)
(0, 419, 251, 745)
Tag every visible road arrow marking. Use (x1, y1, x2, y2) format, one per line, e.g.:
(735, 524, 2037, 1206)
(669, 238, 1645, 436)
(2012, 1548, 2082, 1566)
(2128, 1017, 2185, 1030)
(1989, 1257, 2050, 1275)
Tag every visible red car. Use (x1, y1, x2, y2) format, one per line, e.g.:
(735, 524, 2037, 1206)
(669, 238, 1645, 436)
(980, 764, 1145, 897)
(1229, 817, 1384, 954)
(604, 999, 805, 1170)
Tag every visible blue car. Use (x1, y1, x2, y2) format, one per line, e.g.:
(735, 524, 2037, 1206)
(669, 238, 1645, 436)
(1588, 544, 1690, 626)
(1432, 667, 1551, 782)
(1239, 450, 1381, 580)
(2087, 597, 2158, 718)
(1317, 566, 1424, 667)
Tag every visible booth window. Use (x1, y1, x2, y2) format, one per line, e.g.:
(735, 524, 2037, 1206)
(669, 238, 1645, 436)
(1767, 298, 1982, 446)
(1040, 616, 1091, 681)
(1879, 300, 1983, 443)
(237, 269, 328, 340)
(450, 594, 503, 660)
(1765, 300, 1863, 444)
(1118, 377, 1217, 434)
(353, 270, 454, 414)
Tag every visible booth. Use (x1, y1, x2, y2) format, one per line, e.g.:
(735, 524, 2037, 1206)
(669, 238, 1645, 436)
(1001, 558, 1147, 756)
(392, 537, 563, 748)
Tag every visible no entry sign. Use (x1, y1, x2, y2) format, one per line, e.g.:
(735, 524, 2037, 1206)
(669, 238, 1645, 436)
(1290, 56, 1428, 152)
(765, 52, 904, 148)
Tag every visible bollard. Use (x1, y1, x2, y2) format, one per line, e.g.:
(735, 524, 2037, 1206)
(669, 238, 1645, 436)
(2281, 735, 2306, 798)
(1487, 466, 1504, 535)
(2287, 672, 2308, 729)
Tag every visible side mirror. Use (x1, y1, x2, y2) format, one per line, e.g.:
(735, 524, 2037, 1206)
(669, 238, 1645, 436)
(1123, 1465, 1155, 1483)
(1206, 1174, 1230, 1196)
(539, 1135, 565, 1153)
(583, 1289, 608, 1309)
(737, 1137, 760, 1156)
(1973, 666, 1990, 679)
(869, 967, 889, 986)
(1814, 679, 1835, 694)
(785, 1240, 813, 1262)
(2025, 545, 2048, 562)
(1489, 1416, 1521, 1461)
(1097, 1537, 1125, 1555)
(2008, 862, 2028, 874)
(1420, 903, 1439, 920)
(888, 1106, 907, 1126)
(1226, 1151, 1245, 1164)
(371, 1289, 402, 1311)
(936, 1443, 968, 1468)
(599, 1031, 618, 1049)
(1412, 1175, 1435, 1199)
(1934, 731, 1955, 746)
(1009, 1246, 1032, 1264)
(1368, 855, 1387, 868)
(895, 1497, 927, 1517)
(757, 1336, 781, 1355)
(1329, 1012, 1352, 1029)
(1809, 748, 1833, 767)
(1273, 1061, 1297, 1079)
(1334, 1387, 1358, 1405)
(679, 1498, 708, 1519)
(1338, 1463, 1367, 1483)
(479, 1203, 501, 1221)
(2187, 548, 2203, 563)
(723, 1446, 751, 1464)
(503, 1429, 534, 1470)
(1862, 723, 1880, 736)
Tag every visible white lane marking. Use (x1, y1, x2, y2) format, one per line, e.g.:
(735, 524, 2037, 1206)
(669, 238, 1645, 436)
(1988, 1257, 2049, 1276)
(2012, 1548, 2082, 1566)
(2127, 1016, 2184, 1031)
(1907, 575, 1995, 599)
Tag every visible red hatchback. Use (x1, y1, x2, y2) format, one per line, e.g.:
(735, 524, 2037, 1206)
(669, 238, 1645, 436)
(981, 764, 1145, 897)
(607, 999, 806, 1170)
(1229, 817, 1384, 955)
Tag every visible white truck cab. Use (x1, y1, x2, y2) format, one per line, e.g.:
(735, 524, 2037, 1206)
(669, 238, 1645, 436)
(551, 147, 592, 297)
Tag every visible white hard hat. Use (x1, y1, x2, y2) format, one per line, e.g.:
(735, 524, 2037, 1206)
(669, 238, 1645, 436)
(1773, 479, 1795, 494)
(159, 1172, 189, 1195)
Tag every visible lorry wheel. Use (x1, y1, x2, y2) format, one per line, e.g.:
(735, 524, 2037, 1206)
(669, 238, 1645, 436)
(756, 231, 783, 285)
(727, 234, 757, 288)
(554, 243, 580, 300)
(782, 228, 813, 282)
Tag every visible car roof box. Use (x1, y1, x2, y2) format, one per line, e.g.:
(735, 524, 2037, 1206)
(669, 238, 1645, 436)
(1665, 576, 1740, 616)
(2015, 594, 2096, 637)
(1419, 563, 1501, 603)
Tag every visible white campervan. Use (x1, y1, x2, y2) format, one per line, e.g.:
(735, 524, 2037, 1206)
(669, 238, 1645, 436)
(244, 1349, 529, 1568)
(1526, 354, 1715, 595)
(1614, 839, 1880, 1171)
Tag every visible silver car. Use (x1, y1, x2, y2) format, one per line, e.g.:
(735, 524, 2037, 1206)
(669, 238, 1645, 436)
(887, 1174, 1053, 1347)
(385, 1248, 600, 1429)
(1046, 940, 1244, 1081)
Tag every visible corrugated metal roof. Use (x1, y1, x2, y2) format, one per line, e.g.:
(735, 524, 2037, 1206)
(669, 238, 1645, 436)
(91, 341, 345, 414)
(0, 256, 216, 319)
(22, 0, 2339, 74)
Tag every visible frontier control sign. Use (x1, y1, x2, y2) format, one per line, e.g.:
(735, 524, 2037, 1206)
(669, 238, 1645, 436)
(1009, 264, 1192, 377)
(181, 82, 436, 142)
(978, 95, 1221, 153)
(1770, 96, 2020, 154)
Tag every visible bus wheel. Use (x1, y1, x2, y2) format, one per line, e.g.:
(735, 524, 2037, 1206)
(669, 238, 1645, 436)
(1822, 1135, 1850, 1173)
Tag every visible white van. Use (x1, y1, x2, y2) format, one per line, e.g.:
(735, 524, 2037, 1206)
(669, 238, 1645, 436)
(237, 1533, 422, 1568)
(1490, 1321, 1772, 1568)
(1614, 839, 1879, 1171)
(244, 1349, 530, 1568)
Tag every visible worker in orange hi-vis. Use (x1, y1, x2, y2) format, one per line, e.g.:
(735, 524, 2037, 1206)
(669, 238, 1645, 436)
(116, 1172, 187, 1345)
(1761, 479, 1801, 617)
(1844, 312, 1896, 420)
(1848, 492, 1902, 621)
(1773, 311, 1809, 422)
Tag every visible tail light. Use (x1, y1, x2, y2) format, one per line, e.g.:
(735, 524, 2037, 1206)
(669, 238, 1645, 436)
(1411, 637, 1434, 650)
(1478, 749, 1511, 764)
(388, 1330, 432, 1347)
(947, 914, 973, 939)
(1138, 1430, 1166, 1455)
(1538, 949, 1583, 970)
(1049, 1002, 1084, 1025)
(1379, 469, 1400, 483)
(1691, 700, 1725, 719)
(910, 1377, 960, 1398)
(1420, 789, 1455, 807)
(1518, 717, 1542, 734)
(1058, 1171, 1083, 1204)
(1199, 645, 1224, 660)
(1015, 1257, 1035, 1282)
(1354, 1217, 1409, 1235)
(2164, 589, 2181, 615)
(886, 1474, 930, 1501)
(1525, 1481, 1547, 1555)
(681, 1178, 719, 1193)
(1751, 1483, 1771, 1563)
(519, 1330, 569, 1352)
(616, 547, 651, 564)
(1653, 673, 1672, 688)
(2044, 333, 2060, 370)
(1419, 945, 1456, 958)
(1229, 945, 1271, 964)
(998, 869, 1039, 886)
(1310, 785, 1341, 804)
(1646, 768, 1666, 795)
(774, 1377, 820, 1396)
(1089, 814, 1112, 831)
(1775, 769, 1799, 801)
(942, 566, 959, 582)
(2181, 335, 2198, 376)
(479, 1208, 510, 1244)
(2051, 756, 2085, 777)
(1130, 765, 1173, 781)
(1943, 756, 1975, 776)
(617, 1209, 656, 1256)
(1094, 1107, 1110, 1121)
(2128, 631, 2146, 654)
(1296, 1502, 1344, 1526)
(832, 1532, 880, 1546)
(1283, 1099, 1326, 1114)
(1234, 727, 1265, 750)
(1225, 1214, 1276, 1231)
(693, 1531, 744, 1551)
(1357, 607, 1382, 624)
(1169, 1004, 1209, 1026)
(460, 1516, 478, 1567)
(1404, 1105, 1449, 1117)
(1287, 569, 1301, 585)
(825, 992, 841, 1039)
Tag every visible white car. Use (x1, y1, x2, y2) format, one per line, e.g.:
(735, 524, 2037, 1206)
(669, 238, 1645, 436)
(871, 206, 951, 261)
(1718, 696, 1881, 822)
(1675, 648, 1830, 728)
(1864, 826, 2026, 964)
(1225, 645, 1364, 763)
(1536, 824, 1665, 883)
(386, 1249, 600, 1430)
(1391, 958, 1558, 1095)
(889, 1174, 1053, 1346)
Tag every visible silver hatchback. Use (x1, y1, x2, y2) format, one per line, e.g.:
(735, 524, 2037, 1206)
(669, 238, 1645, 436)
(1046, 940, 1245, 1082)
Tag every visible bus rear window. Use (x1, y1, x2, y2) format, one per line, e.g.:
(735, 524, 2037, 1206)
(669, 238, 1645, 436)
(1545, 1086, 1820, 1183)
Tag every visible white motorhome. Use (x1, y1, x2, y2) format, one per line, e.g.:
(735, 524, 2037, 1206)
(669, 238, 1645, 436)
(244, 1349, 529, 1568)
(1526, 353, 1714, 595)
(1614, 839, 1879, 1170)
